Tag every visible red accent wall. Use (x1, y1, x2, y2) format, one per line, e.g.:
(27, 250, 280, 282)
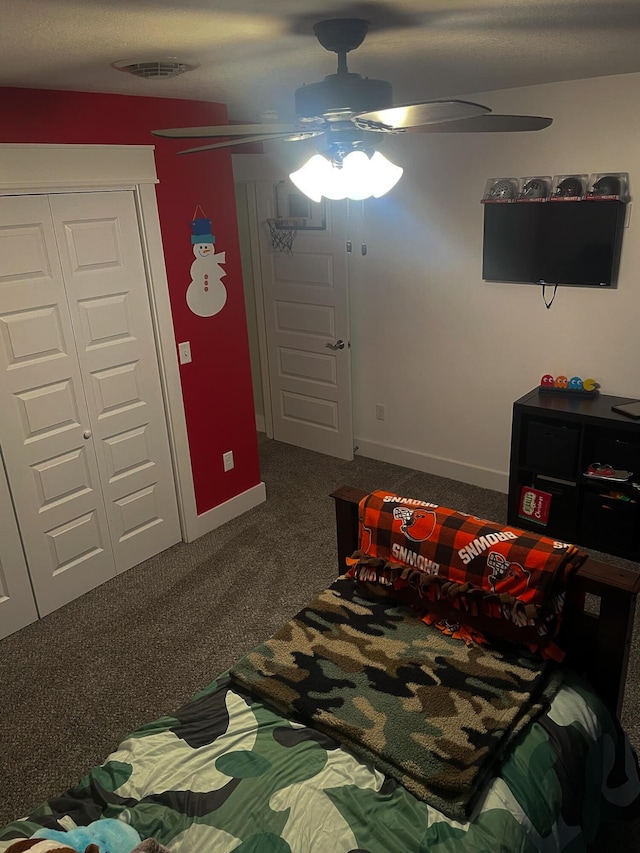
(0, 87, 260, 515)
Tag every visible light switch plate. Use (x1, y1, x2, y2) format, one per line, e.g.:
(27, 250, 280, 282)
(178, 341, 192, 364)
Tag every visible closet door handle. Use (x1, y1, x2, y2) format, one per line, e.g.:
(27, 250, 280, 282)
(83, 430, 92, 439)
(325, 339, 345, 350)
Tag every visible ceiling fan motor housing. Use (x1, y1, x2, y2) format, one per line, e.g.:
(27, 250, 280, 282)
(295, 74, 393, 122)
(313, 19, 370, 54)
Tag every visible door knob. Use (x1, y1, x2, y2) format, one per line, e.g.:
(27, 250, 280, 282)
(83, 429, 92, 439)
(325, 339, 345, 350)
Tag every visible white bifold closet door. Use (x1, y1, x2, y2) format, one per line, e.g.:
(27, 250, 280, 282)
(0, 191, 181, 618)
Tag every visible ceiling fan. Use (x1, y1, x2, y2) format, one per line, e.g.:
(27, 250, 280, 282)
(151, 17, 552, 159)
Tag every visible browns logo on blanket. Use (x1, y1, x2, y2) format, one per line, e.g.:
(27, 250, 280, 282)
(345, 490, 587, 656)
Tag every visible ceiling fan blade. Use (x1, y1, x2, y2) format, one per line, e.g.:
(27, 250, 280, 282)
(354, 100, 490, 131)
(152, 123, 300, 140)
(177, 131, 324, 155)
(412, 114, 553, 133)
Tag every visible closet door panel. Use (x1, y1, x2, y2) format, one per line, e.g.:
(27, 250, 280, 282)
(49, 191, 181, 573)
(0, 195, 117, 617)
(0, 452, 38, 640)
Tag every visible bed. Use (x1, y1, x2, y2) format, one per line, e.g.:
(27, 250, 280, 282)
(1, 485, 640, 853)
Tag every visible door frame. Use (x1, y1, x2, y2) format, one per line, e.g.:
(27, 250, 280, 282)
(236, 179, 274, 439)
(0, 143, 197, 541)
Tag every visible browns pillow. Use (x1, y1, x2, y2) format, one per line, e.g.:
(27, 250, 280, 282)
(345, 490, 587, 657)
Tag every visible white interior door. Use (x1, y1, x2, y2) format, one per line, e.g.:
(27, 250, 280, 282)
(0, 451, 38, 639)
(256, 181, 354, 460)
(49, 191, 181, 574)
(0, 194, 117, 616)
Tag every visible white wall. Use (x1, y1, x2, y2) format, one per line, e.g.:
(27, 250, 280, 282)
(233, 72, 640, 493)
(349, 71, 640, 492)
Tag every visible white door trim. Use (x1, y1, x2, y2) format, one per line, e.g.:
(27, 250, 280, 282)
(0, 144, 199, 541)
(0, 143, 159, 190)
(242, 180, 273, 438)
(132, 182, 198, 540)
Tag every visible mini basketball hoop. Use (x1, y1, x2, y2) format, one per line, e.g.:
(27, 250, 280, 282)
(266, 218, 304, 254)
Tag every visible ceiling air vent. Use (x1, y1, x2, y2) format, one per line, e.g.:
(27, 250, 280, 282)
(112, 59, 199, 79)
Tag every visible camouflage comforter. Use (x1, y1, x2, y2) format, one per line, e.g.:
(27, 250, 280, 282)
(230, 577, 562, 820)
(0, 671, 638, 852)
(1, 580, 639, 852)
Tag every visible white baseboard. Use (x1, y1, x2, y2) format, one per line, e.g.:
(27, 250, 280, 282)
(255, 413, 266, 433)
(187, 481, 267, 542)
(355, 438, 508, 494)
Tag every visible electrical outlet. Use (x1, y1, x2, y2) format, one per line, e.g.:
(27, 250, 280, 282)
(223, 450, 234, 471)
(178, 341, 192, 365)
(375, 404, 385, 421)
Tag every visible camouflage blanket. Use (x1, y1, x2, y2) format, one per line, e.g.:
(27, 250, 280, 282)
(230, 577, 562, 820)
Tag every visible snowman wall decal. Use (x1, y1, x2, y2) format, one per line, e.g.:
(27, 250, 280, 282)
(186, 208, 227, 317)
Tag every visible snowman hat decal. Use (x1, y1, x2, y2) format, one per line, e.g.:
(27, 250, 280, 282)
(191, 207, 215, 245)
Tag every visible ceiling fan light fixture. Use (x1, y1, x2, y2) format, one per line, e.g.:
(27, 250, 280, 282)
(289, 154, 332, 203)
(368, 151, 404, 197)
(337, 150, 374, 201)
(289, 150, 403, 203)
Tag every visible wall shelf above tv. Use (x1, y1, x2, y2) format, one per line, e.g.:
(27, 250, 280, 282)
(482, 200, 626, 288)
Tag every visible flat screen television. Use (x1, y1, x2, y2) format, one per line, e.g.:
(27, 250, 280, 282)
(482, 200, 626, 288)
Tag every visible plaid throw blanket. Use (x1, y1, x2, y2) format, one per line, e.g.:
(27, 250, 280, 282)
(347, 491, 586, 642)
(230, 577, 562, 821)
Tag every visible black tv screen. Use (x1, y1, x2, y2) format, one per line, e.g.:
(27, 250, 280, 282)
(482, 200, 625, 288)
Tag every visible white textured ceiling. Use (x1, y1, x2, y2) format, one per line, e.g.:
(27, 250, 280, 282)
(3, 1, 640, 122)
